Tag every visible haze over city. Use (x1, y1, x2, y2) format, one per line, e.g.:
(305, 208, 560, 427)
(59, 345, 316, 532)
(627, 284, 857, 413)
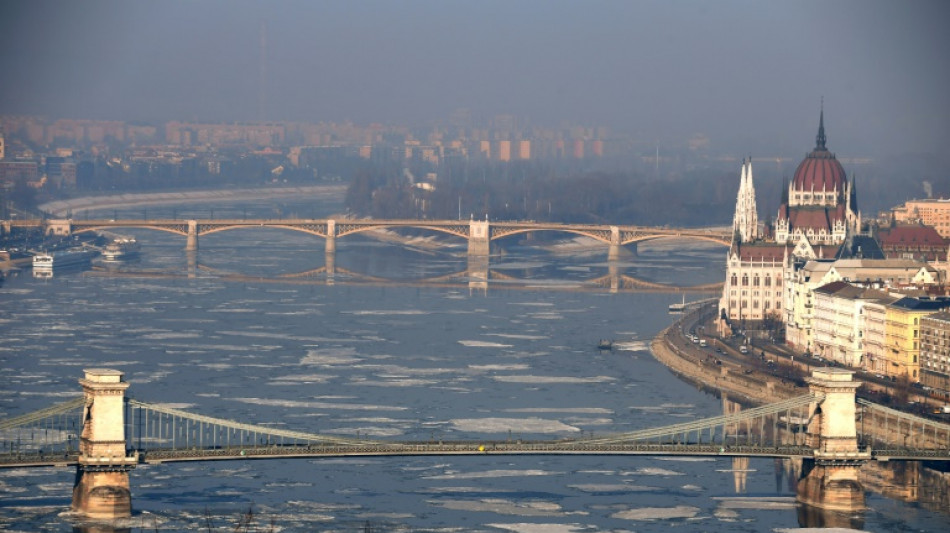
(1, 0, 948, 159)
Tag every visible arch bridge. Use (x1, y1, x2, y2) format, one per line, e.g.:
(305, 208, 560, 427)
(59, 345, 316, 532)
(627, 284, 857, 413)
(2, 368, 948, 521)
(12, 217, 731, 257)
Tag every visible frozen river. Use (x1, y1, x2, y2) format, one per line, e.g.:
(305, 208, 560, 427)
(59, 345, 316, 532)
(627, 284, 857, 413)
(1, 197, 948, 532)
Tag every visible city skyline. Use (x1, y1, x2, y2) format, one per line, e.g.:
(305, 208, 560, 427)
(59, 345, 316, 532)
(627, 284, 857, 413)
(1, 0, 948, 159)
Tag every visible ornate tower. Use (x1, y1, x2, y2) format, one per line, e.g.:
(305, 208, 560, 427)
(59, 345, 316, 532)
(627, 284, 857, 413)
(732, 158, 759, 243)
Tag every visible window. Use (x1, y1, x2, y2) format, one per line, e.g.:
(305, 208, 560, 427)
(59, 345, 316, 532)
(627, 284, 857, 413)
(764, 276, 771, 287)
(742, 275, 749, 286)
(731, 274, 737, 286)
(753, 275, 760, 287)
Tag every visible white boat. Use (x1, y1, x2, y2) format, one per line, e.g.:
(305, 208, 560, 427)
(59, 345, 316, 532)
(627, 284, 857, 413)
(669, 295, 687, 313)
(101, 238, 141, 262)
(32, 249, 99, 271)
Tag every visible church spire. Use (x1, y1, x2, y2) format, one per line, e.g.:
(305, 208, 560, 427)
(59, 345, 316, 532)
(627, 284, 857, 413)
(815, 99, 827, 150)
(732, 158, 759, 243)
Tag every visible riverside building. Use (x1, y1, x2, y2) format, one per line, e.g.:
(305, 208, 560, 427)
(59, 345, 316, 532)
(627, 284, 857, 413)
(720, 108, 864, 335)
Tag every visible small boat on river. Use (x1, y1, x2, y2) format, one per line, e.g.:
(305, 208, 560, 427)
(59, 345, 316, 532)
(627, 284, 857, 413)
(669, 295, 688, 313)
(32, 249, 99, 272)
(101, 238, 141, 262)
(598, 339, 614, 351)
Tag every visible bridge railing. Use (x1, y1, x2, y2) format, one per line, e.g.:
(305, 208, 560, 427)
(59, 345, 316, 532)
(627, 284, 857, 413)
(0, 397, 84, 461)
(584, 393, 820, 448)
(125, 399, 381, 453)
(857, 399, 950, 452)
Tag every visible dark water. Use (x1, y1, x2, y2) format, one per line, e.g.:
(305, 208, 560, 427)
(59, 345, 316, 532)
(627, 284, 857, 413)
(1, 199, 948, 532)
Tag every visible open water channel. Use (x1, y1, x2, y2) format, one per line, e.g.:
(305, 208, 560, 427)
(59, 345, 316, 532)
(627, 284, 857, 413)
(1, 194, 948, 532)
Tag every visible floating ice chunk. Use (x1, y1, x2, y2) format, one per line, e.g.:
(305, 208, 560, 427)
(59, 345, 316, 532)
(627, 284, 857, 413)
(459, 340, 513, 348)
(620, 467, 684, 476)
(484, 334, 549, 340)
(486, 523, 592, 533)
(503, 407, 612, 414)
(450, 417, 579, 434)
(427, 498, 575, 517)
(349, 378, 437, 387)
(492, 375, 615, 384)
(300, 347, 361, 365)
(611, 505, 701, 520)
(425, 469, 561, 480)
(713, 496, 796, 510)
(230, 397, 407, 411)
(568, 484, 660, 493)
(469, 364, 531, 371)
(346, 310, 429, 316)
(269, 374, 333, 384)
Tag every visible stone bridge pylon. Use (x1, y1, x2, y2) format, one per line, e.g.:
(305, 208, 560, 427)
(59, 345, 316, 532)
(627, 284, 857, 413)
(72, 369, 137, 521)
(797, 368, 869, 512)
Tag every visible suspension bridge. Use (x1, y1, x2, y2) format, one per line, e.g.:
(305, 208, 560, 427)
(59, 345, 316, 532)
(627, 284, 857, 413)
(2, 368, 948, 521)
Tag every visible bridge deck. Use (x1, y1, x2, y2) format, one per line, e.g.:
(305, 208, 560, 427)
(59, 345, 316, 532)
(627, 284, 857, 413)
(4, 442, 947, 468)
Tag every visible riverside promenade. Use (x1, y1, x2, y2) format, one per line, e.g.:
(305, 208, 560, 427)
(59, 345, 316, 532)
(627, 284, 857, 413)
(650, 307, 803, 406)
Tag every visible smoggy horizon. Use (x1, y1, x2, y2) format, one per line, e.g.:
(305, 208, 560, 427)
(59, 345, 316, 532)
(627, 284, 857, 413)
(1, 0, 948, 159)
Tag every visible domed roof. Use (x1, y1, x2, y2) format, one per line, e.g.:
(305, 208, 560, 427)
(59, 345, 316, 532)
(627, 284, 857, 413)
(791, 109, 847, 193)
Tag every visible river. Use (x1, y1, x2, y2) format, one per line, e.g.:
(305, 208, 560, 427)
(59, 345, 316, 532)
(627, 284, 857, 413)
(1, 194, 948, 532)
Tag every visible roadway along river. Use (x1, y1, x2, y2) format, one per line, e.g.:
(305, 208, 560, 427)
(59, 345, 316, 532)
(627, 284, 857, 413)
(1, 196, 948, 532)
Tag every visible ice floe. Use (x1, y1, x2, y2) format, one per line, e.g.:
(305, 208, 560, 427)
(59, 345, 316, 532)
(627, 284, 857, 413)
(486, 523, 593, 533)
(713, 496, 796, 510)
(620, 467, 684, 476)
(425, 469, 561, 480)
(503, 407, 612, 414)
(427, 498, 578, 517)
(611, 505, 701, 520)
(492, 375, 615, 384)
(484, 334, 548, 340)
(459, 340, 514, 348)
(229, 397, 407, 411)
(449, 417, 579, 434)
(469, 364, 531, 372)
(568, 484, 661, 493)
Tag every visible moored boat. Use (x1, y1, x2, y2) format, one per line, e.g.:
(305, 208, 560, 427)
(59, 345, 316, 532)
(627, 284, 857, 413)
(669, 295, 687, 313)
(101, 238, 141, 262)
(32, 249, 99, 272)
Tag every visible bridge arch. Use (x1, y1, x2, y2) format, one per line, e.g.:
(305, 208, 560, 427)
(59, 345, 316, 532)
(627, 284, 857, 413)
(70, 223, 190, 238)
(622, 234, 731, 247)
(489, 227, 614, 244)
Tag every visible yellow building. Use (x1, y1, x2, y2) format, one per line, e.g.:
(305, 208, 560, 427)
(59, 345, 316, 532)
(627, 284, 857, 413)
(883, 297, 950, 382)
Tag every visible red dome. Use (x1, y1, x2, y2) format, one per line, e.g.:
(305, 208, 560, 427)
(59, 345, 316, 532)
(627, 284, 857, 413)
(791, 150, 847, 192)
(791, 109, 847, 192)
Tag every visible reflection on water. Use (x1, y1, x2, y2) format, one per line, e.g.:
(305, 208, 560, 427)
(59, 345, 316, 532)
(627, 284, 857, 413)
(2, 202, 948, 531)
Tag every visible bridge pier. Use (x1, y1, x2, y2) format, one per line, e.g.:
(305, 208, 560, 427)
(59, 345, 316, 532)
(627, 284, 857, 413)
(185, 220, 198, 251)
(72, 369, 136, 522)
(608, 226, 621, 262)
(468, 219, 490, 256)
(795, 369, 867, 513)
(325, 220, 336, 283)
(325, 219, 336, 254)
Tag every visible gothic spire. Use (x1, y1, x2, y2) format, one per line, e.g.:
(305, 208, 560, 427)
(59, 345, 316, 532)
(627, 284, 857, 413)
(815, 99, 827, 150)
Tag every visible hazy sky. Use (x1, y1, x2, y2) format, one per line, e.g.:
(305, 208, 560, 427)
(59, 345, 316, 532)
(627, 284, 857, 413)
(1, 0, 947, 157)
